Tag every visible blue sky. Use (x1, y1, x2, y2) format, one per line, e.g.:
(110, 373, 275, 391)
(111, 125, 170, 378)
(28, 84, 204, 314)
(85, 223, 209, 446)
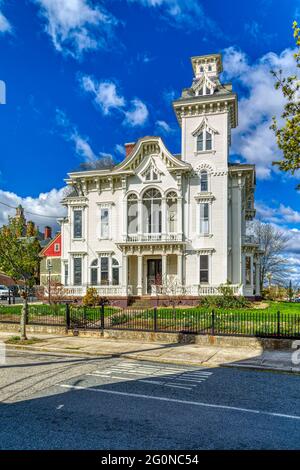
(0, 0, 299, 281)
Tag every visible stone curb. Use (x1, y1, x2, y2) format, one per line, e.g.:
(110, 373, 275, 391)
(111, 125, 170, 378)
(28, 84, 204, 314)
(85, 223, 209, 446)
(223, 363, 300, 375)
(5, 343, 299, 374)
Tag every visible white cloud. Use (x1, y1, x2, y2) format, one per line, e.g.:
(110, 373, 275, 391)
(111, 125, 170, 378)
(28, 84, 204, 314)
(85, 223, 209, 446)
(124, 98, 148, 127)
(127, 0, 221, 34)
(80, 76, 125, 114)
(255, 200, 300, 280)
(70, 133, 96, 162)
(155, 120, 174, 134)
(256, 201, 300, 226)
(55, 108, 97, 162)
(244, 21, 275, 44)
(0, 2, 12, 34)
(223, 46, 298, 179)
(80, 75, 149, 127)
(34, 0, 118, 58)
(0, 188, 66, 231)
(115, 144, 126, 156)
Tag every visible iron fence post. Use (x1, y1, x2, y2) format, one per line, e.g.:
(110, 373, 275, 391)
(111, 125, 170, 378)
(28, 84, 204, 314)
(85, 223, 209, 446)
(277, 311, 280, 337)
(100, 303, 105, 330)
(153, 307, 157, 332)
(211, 309, 215, 336)
(65, 303, 70, 331)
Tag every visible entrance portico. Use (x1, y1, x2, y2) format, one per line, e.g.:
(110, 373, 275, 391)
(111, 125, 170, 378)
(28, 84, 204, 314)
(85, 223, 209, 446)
(118, 242, 185, 296)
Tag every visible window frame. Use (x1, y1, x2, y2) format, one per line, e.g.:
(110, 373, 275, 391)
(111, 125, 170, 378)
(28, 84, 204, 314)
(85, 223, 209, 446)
(100, 207, 110, 240)
(73, 209, 83, 239)
(100, 257, 109, 286)
(73, 257, 82, 286)
(199, 254, 209, 284)
(199, 202, 210, 235)
(200, 171, 208, 192)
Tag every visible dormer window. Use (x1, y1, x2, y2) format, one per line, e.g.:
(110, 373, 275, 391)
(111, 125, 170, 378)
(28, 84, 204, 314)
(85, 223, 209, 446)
(193, 117, 217, 154)
(145, 166, 158, 181)
(142, 159, 162, 182)
(197, 131, 212, 152)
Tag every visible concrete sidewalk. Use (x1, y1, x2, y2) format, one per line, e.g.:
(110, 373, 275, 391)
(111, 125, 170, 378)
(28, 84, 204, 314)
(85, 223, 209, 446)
(0, 331, 299, 374)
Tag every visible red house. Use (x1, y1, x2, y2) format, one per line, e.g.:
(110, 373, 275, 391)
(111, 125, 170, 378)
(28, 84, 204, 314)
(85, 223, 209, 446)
(39, 233, 62, 285)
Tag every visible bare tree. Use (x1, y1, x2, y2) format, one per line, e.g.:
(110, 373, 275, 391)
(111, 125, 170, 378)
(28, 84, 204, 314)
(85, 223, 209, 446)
(72, 156, 114, 172)
(249, 220, 290, 291)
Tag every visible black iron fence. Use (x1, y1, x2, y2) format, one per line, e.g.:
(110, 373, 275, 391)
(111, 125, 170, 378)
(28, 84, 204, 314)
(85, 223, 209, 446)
(1, 304, 300, 339)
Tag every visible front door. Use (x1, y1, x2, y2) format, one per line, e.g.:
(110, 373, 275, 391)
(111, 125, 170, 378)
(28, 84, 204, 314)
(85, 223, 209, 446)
(147, 259, 162, 294)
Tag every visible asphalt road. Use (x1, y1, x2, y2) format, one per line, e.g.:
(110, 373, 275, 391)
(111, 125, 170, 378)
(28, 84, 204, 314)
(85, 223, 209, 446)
(1, 348, 300, 450)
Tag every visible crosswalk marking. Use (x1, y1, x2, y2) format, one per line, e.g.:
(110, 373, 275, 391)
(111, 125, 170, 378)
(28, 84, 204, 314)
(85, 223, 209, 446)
(85, 361, 213, 391)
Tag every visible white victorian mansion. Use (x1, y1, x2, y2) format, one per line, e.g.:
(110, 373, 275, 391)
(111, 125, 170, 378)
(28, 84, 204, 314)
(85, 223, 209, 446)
(60, 53, 262, 305)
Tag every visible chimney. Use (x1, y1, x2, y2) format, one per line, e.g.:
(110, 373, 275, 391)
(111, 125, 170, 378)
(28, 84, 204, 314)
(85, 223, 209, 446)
(44, 226, 52, 240)
(124, 142, 135, 156)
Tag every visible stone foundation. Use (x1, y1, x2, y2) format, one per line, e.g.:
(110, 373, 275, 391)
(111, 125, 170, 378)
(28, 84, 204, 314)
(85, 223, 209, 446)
(0, 322, 294, 350)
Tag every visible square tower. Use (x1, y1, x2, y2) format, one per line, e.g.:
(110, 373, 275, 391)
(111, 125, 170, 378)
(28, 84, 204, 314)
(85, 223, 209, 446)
(173, 53, 238, 171)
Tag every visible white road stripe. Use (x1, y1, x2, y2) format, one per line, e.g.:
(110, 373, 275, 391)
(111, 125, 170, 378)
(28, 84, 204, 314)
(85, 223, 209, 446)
(175, 378, 205, 383)
(60, 384, 300, 421)
(184, 372, 212, 376)
(164, 384, 192, 390)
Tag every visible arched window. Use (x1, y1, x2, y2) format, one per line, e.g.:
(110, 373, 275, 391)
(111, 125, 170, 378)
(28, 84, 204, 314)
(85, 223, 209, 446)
(142, 188, 162, 234)
(200, 171, 208, 192)
(90, 259, 98, 285)
(112, 258, 119, 286)
(127, 194, 138, 235)
(166, 191, 177, 233)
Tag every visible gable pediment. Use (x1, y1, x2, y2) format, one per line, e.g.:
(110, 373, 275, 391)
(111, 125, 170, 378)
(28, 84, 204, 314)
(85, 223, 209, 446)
(192, 117, 219, 137)
(114, 137, 191, 174)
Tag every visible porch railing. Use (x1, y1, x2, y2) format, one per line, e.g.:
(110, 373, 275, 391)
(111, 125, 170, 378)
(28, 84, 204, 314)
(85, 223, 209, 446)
(124, 233, 184, 242)
(62, 285, 133, 297)
(151, 284, 242, 296)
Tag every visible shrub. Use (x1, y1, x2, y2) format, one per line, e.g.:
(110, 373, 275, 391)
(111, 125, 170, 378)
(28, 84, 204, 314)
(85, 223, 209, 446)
(198, 291, 250, 309)
(82, 288, 101, 307)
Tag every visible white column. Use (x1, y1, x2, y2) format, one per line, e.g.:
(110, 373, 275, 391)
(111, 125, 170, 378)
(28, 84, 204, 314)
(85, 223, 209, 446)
(250, 255, 254, 294)
(122, 254, 128, 294)
(137, 198, 143, 238)
(161, 197, 167, 240)
(162, 254, 167, 285)
(255, 260, 261, 296)
(177, 197, 183, 240)
(122, 198, 127, 241)
(137, 254, 143, 295)
(177, 253, 183, 285)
